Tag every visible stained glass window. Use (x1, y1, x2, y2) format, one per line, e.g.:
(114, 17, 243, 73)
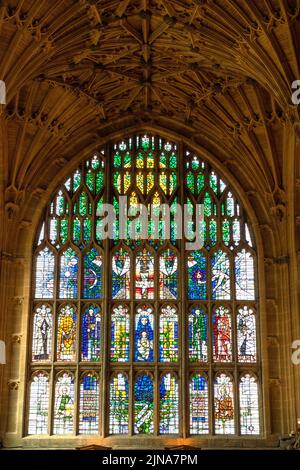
(110, 305, 130, 362)
(187, 251, 207, 299)
(29, 134, 259, 440)
(135, 305, 154, 362)
(32, 304, 52, 361)
(159, 249, 178, 299)
(53, 373, 75, 434)
(35, 248, 55, 298)
(159, 305, 178, 362)
(112, 248, 131, 299)
(190, 374, 209, 434)
(134, 374, 154, 434)
(79, 373, 99, 434)
(188, 307, 208, 362)
(81, 305, 101, 361)
(214, 373, 235, 434)
(109, 373, 129, 434)
(237, 306, 256, 362)
(159, 373, 179, 434)
(28, 373, 49, 434)
(57, 305, 76, 361)
(239, 374, 260, 434)
(213, 307, 232, 362)
(59, 248, 78, 298)
(83, 248, 102, 299)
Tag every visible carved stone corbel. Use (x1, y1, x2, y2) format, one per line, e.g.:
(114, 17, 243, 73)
(7, 379, 20, 391)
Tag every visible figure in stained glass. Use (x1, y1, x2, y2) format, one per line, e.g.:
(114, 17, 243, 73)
(32, 305, 52, 361)
(213, 307, 232, 362)
(57, 306, 76, 361)
(135, 307, 154, 362)
(81, 306, 101, 361)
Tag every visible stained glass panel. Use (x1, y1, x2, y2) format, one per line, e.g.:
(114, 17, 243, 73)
(159, 374, 179, 434)
(109, 374, 129, 434)
(28, 373, 49, 435)
(187, 251, 206, 299)
(188, 307, 208, 362)
(112, 248, 130, 299)
(79, 373, 99, 434)
(32, 304, 52, 361)
(57, 305, 76, 361)
(214, 374, 235, 434)
(135, 305, 154, 362)
(159, 305, 178, 362)
(235, 250, 255, 300)
(190, 374, 209, 434)
(237, 306, 256, 362)
(83, 248, 102, 299)
(35, 248, 55, 298)
(239, 374, 260, 435)
(110, 305, 130, 362)
(53, 373, 75, 434)
(213, 306, 232, 362)
(134, 374, 154, 434)
(81, 305, 101, 361)
(135, 249, 154, 299)
(59, 248, 78, 299)
(211, 250, 231, 299)
(159, 249, 178, 299)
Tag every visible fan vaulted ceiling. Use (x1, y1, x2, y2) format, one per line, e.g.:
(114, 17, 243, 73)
(0, 0, 300, 215)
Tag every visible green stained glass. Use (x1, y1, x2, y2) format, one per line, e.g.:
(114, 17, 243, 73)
(203, 192, 212, 217)
(136, 172, 144, 193)
(73, 170, 81, 192)
(187, 172, 194, 193)
(209, 172, 218, 194)
(73, 218, 81, 244)
(186, 198, 194, 237)
(209, 219, 217, 245)
(147, 152, 154, 168)
(196, 173, 205, 194)
(86, 170, 94, 193)
(191, 157, 200, 170)
(159, 172, 167, 193)
(124, 152, 131, 168)
(222, 219, 230, 245)
(113, 152, 121, 168)
(112, 197, 119, 239)
(91, 155, 100, 170)
(141, 135, 150, 150)
(79, 192, 88, 216)
(83, 218, 91, 243)
(60, 219, 68, 244)
(159, 153, 167, 168)
(136, 153, 144, 168)
(96, 171, 104, 193)
(169, 153, 177, 169)
(170, 173, 177, 194)
(113, 172, 121, 193)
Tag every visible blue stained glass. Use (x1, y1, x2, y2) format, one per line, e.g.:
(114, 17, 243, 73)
(135, 306, 154, 362)
(79, 373, 99, 434)
(188, 307, 208, 362)
(35, 248, 55, 298)
(81, 305, 101, 361)
(83, 248, 102, 299)
(134, 374, 154, 434)
(59, 248, 78, 298)
(110, 305, 130, 362)
(112, 249, 130, 299)
(187, 251, 207, 299)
